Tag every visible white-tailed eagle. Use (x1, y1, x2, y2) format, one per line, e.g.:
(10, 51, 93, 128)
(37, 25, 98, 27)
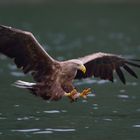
(0, 25, 140, 101)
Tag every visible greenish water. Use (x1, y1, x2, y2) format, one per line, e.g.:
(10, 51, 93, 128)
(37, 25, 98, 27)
(0, 3, 140, 140)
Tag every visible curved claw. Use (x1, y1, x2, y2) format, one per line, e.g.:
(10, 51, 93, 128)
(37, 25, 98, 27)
(64, 89, 79, 102)
(80, 88, 91, 99)
(64, 89, 77, 97)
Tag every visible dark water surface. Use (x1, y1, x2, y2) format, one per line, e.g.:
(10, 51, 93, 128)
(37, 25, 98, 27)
(0, 3, 140, 140)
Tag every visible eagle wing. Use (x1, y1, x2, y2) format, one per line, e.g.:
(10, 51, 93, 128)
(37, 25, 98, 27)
(0, 25, 55, 82)
(75, 52, 140, 84)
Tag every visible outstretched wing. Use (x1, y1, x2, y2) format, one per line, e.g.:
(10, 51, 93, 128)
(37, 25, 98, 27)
(75, 52, 140, 84)
(0, 25, 55, 82)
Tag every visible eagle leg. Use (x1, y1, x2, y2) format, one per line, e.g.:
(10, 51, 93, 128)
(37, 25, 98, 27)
(64, 89, 80, 102)
(80, 88, 91, 99)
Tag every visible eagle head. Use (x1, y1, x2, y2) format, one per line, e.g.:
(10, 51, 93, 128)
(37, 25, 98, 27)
(68, 59, 86, 74)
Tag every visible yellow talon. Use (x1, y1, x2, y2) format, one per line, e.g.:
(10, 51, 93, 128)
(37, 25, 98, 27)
(65, 93, 71, 96)
(64, 89, 77, 97)
(80, 88, 91, 99)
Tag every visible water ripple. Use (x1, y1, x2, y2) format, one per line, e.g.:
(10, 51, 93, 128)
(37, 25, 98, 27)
(10, 71, 25, 77)
(14, 104, 20, 107)
(133, 125, 140, 128)
(43, 110, 67, 114)
(0, 117, 7, 120)
(75, 79, 109, 86)
(136, 109, 140, 112)
(8, 64, 17, 70)
(11, 128, 76, 134)
(117, 94, 129, 99)
(17, 116, 40, 121)
(103, 118, 113, 122)
(11, 128, 40, 133)
(43, 110, 60, 114)
(126, 82, 138, 86)
(33, 131, 53, 134)
(119, 89, 126, 93)
(46, 128, 76, 132)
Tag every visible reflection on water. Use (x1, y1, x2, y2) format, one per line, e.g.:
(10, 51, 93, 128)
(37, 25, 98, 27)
(0, 3, 140, 140)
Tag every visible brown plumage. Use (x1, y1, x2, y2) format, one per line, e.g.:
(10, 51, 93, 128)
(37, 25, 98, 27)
(0, 25, 140, 101)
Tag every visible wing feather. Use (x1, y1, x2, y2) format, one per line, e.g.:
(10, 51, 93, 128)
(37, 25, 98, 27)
(116, 67, 126, 84)
(123, 65, 138, 78)
(75, 52, 140, 84)
(126, 61, 140, 68)
(0, 25, 55, 82)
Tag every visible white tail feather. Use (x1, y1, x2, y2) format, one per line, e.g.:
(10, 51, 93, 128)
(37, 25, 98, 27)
(13, 80, 36, 89)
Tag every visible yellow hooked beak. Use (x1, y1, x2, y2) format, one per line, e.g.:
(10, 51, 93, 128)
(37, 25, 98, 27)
(80, 65, 86, 74)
